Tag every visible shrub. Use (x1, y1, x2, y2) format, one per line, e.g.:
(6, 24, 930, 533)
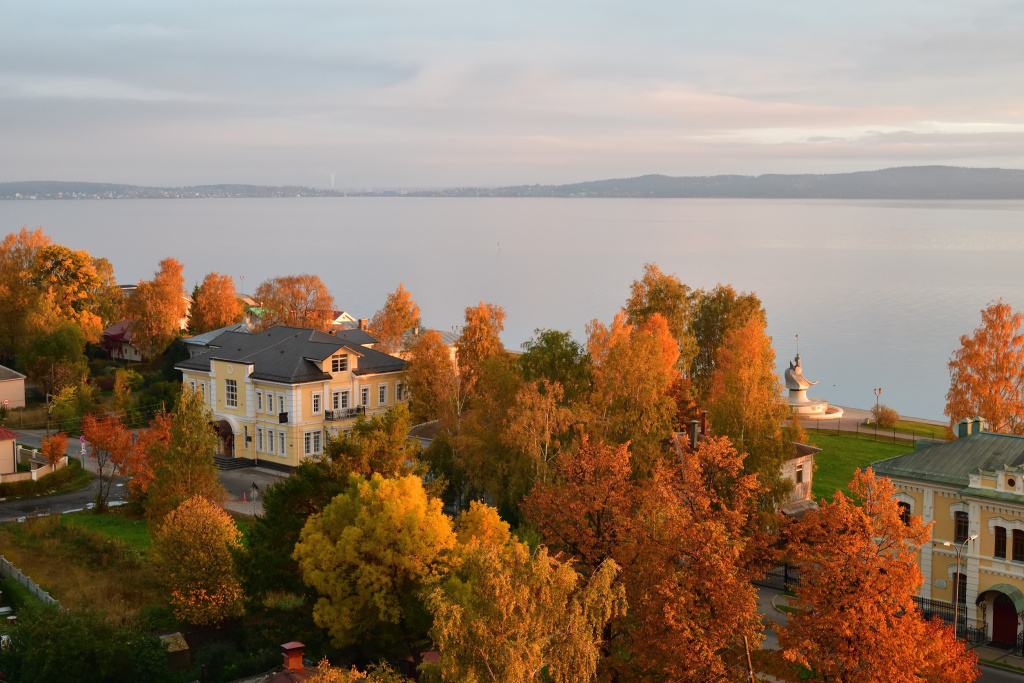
(872, 404, 900, 429)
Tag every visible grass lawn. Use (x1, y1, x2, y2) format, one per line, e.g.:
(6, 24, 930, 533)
(806, 433, 915, 500)
(63, 509, 152, 550)
(862, 419, 949, 441)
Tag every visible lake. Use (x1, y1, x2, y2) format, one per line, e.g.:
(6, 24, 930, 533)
(2, 197, 1022, 421)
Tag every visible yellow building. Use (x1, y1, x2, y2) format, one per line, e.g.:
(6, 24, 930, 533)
(872, 417, 1024, 647)
(175, 325, 407, 469)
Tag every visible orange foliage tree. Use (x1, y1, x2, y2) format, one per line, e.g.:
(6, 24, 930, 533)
(404, 329, 467, 431)
(253, 273, 334, 331)
(502, 379, 575, 485)
(946, 300, 1024, 435)
(771, 469, 978, 682)
(456, 301, 506, 390)
(40, 432, 68, 467)
(368, 283, 421, 354)
(124, 258, 188, 358)
(189, 272, 244, 334)
(624, 263, 696, 370)
(689, 284, 764, 401)
(30, 244, 103, 342)
(81, 413, 134, 510)
(0, 228, 51, 357)
(586, 312, 679, 466)
(523, 436, 765, 682)
(124, 411, 172, 503)
(151, 495, 245, 625)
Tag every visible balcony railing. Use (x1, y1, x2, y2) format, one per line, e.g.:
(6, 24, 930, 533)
(325, 406, 365, 421)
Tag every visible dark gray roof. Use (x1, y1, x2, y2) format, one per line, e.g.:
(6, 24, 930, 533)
(871, 431, 1024, 487)
(333, 328, 378, 346)
(184, 322, 251, 347)
(175, 325, 405, 384)
(0, 364, 25, 381)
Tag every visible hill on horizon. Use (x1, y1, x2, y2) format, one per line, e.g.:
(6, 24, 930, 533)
(5, 166, 1024, 200)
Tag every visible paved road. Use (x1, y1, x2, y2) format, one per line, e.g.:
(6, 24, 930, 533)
(1, 429, 286, 521)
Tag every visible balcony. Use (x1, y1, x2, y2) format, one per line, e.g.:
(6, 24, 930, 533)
(325, 406, 364, 421)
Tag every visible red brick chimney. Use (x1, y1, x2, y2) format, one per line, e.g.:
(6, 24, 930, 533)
(281, 642, 305, 672)
(358, 318, 368, 330)
(699, 410, 707, 436)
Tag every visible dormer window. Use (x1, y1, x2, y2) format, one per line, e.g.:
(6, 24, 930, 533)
(332, 355, 348, 373)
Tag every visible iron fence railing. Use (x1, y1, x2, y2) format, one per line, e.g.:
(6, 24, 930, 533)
(753, 564, 800, 591)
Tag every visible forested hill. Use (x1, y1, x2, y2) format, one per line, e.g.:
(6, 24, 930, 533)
(416, 166, 1024, 199)
(6, 166, 1024, 199)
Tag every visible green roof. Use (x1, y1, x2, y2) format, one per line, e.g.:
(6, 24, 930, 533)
(871, 431, 1024, 487)
(981, 584, 1024, 613)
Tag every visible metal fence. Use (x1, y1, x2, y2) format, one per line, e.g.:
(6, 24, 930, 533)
(0, 555, 60, 608)
(911, 596, 988, 645)
(753, 564, 801, 591)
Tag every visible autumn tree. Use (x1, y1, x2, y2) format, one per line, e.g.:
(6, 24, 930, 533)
(455, 500, 512, 547)
(690, 284, 764, 400)
(0, 228, 51, 359)
(124, 258, 188, 358)
(524, 436, 766, 682)
(770, 468, 977, 682)
(624, 263, 697, 371)
(586, 312, 678, 467)
(324, 403, 422, 477)
(306, 659, 411, 683)
(189, 272, 244, 334)
(945, 300, 1024, 434)
(22, 322, 89, 395)
(426, 538, 625, 683)
(113, 367, 142, 425)
(456, 301, 506, 390)
(707, 312, 799, 512)
(518, 328, 593, 405)
(82, 413, 134, 510)
(124, 411, 171, 503)
(253, 273, 334, 332)
(503, 379, 575, 485)
(152, 495, 245, 625)
(28, 244, 104, 342)
(90, 256, 124, 329)
(41, 432, 68, 467)
(368, 283, 422, 354)
(404, 329, 467, 430)
(145, 386, 225, 521)
(293, 473, 457, 665)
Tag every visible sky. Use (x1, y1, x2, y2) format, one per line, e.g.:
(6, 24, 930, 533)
(3, 0, 1024, 188)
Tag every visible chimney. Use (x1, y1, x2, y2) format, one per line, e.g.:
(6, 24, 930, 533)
(973, 416, 987, 434)
(688, 420, 700, 449)
(281, 642, 305, 672)
(699, 410, 708, 436)
(358, 318, 368, 331)
(958, 418, 973, 439)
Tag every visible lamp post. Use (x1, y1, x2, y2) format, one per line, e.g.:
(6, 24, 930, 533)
(873, 387, 882, 441)
(944, 534, 978, 637)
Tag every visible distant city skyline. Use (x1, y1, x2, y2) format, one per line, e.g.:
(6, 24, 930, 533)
(3, 1, 1024, 188)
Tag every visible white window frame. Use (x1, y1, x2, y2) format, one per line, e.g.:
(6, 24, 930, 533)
(279, 431, 286, 456)
(278, 394, 286, 415)
(265, 391, 272, 414)
(396, 382, 404, 402)
(361, 387, 369, 407)
(256, 391, 262, 412)
(189, 379, 196, 393)
(267, 428, 275, 454)
(340, 390, 350, 409)
(332, 355, 348, 373)
(225, 379, 238, 408)
(256, 426, 264, 452)
(378, 384, 387, 406)
(303, 429, 322, 457)
(312, 392, 322, 415)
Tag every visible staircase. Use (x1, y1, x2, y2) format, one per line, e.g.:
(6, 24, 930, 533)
(213, 455, 254, 471)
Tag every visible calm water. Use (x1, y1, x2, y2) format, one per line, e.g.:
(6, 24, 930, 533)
(2, 197, 1023, 421)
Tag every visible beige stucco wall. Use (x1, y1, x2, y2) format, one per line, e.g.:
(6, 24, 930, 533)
(0, 377, 26, 409)
(0, 438, 15, 475)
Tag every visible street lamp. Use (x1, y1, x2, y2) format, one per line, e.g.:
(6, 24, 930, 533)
(943, 534, 978, 637)
(873, 388, 882, 440)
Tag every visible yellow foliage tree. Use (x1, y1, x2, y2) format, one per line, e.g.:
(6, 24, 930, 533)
(426, 537, 625, 683)
(151, 495, 245, 626)
(455, 500, 511, 547)
(124, 258, 188, 358)
(293, 473, 457, 664)
(368, 283, 422, 354)
(456, 302, 506, 390)
(253, 273, 334, 332)
(0, 228, 50, 357)
(945, 300, 1024, 435)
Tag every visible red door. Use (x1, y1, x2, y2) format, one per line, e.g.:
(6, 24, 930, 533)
(993, 594, 1018, 645)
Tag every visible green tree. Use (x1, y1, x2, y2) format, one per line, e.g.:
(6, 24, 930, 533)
(518, 328, 593, 404)
(145, 386, 225, 521)
(0, 605, 170, 683)
(293, 473, 457, 665)
(324, 403, 422, 477)
(22, 321, 88, 395)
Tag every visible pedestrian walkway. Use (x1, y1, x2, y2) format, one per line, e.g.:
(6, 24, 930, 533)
(974, 645, 1024, 674)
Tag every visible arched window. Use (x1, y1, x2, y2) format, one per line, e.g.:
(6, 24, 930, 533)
(995, 526, 1007, 559)
(1014, 529, 1024, 562)
(954, 511, 969, 543)
(897, 502, 911, 525)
